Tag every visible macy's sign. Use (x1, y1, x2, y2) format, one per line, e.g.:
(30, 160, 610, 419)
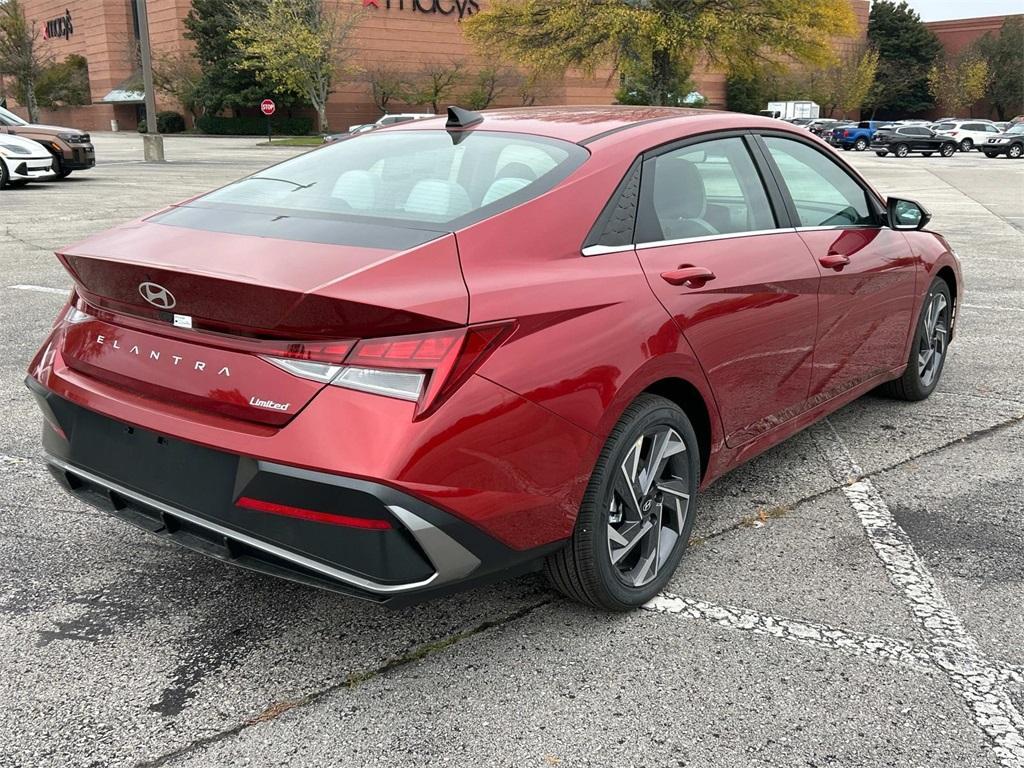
(362, 0, 480, 20)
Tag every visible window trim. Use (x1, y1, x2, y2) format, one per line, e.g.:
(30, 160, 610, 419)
(751, 131, 887, 230)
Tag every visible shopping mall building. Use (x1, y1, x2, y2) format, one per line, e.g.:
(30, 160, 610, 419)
(3, 0, 879, 132)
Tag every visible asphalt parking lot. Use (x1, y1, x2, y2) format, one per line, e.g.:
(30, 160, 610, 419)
(1, 133, 1022, 768)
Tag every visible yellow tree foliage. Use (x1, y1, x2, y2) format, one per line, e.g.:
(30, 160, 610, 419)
(464, 0, 855, 105)
(232, 0, 363, 133)
(928, 54, 991, 116)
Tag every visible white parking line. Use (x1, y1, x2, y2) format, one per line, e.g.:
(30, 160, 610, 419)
(962, 304, 1024, 313)
(816, 420, 1024, 767)
(8, 284, 69, 296)
(645, 593, 1024, 688)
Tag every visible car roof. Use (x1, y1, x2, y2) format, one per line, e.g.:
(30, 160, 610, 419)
(390, 105, 804, 146)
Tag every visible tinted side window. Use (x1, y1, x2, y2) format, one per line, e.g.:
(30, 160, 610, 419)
(636, 137, 776, 243)
(762, 137, 874, 228)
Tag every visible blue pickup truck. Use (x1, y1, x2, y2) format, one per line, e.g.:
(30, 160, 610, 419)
(829, 121, 884, 152)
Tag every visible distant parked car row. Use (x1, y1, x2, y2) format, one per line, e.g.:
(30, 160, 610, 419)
(0, 105, 95, 189)
(784, 115, 1024, 160)
(323, 112, 435, 144)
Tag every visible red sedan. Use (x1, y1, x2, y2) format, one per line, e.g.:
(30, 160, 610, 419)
(27, 106, 961, 610)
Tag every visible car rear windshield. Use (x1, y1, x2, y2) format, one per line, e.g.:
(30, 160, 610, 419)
(197, 130, 588, 230)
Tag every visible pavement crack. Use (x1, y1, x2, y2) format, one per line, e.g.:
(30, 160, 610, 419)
(132, 597, 554, 768)
(694, 412, 1024, 546)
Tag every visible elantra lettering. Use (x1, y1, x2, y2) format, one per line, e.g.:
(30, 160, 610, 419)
(94, 334, 230, 377)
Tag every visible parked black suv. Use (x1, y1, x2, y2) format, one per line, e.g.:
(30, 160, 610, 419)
(872, 125, 958, 158)
(981, 123, 1024, 159)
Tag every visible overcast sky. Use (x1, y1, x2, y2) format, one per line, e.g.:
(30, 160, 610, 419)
(900, 0, 1024, 21)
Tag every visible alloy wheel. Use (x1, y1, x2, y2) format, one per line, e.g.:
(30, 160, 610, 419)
(607, 427, 690, 588)
(918, 292, 949, 389)
(1009, 144, 1023, 159)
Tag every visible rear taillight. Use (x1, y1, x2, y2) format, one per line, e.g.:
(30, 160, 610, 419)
(843, 129, 850, 137)
(337, 323, 515, 418)
(264, 322, 515, 418)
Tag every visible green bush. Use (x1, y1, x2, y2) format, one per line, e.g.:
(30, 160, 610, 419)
(137, 111, 187, 134)
(158, 111, 186, 133)
(195, 115, 313, 135)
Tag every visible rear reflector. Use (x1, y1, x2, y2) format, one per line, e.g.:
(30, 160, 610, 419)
(236, 496, 392, 529)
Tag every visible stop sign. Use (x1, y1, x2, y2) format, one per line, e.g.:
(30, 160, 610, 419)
(260, 99, 276, 117)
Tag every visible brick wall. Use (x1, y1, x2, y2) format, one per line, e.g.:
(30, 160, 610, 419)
(8, 0, 870, 132)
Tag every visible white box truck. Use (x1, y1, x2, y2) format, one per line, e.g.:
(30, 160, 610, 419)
(760, 101, 821, 120)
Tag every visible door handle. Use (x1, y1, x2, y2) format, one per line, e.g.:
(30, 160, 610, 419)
(661, 266, 717, 288)
(819, 252, 851, 270)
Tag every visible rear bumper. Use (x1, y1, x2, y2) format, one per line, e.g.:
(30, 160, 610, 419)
(29, 379, 559, 604)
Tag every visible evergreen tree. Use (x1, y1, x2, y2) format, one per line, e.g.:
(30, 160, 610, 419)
(867, 1, 942, 116)
(184, 0, 292, 115)
(974, 17, 1024, 121)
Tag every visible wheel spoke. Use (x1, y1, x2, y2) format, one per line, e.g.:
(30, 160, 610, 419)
(608, 519, 651, 565)
(639, 428, 685, 495)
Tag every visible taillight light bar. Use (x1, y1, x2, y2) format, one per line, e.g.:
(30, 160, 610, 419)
(263, 322, 516, 418)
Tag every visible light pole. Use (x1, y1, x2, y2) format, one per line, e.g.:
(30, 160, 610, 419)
(136, 0, 164, 162)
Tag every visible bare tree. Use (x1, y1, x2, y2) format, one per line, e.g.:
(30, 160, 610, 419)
(409, 59, 464, 115)
(363, 63, 409, 114)
(463, 65, 517, 110)
(0, 0, 50, 121)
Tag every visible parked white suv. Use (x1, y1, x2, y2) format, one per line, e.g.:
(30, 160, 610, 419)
(932, 120, 1002, 152)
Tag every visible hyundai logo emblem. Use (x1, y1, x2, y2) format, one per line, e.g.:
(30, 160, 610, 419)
(138, 282, 176, 309)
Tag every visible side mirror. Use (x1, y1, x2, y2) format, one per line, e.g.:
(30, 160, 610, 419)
(887, 197, 931, 231)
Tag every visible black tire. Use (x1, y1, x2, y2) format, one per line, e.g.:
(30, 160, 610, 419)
(875, 151, 888, 157)
(940, 142, 956, 157)
(51, 154, 72, 179)
(922, 152, 933, 157)
(878, 277, 952, 402)
(545, 394, 700, 611)
(841, 145, 852, 151)
(0, 161, 9, 190)
(894, 143, 910, 158)
(1009, 143, 1024, 159)
(854, 137, 869, 151)
(959, 138, 973, 152)
(984, 152, 1000, 158)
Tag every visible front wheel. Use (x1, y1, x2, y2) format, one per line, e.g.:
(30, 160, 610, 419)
(875, 151, 888, 157)
(894, 143, 910, 158)
(878, 277, 952, 401)
(959, 138, 973, 152)
(922, 152, 933, 157)
(0, 160, 9, 189)
(51, 154, 72, 179)
(940, 142, 956, 157)
(983, 152, 1000, 159)
(545, 394, 700, 611)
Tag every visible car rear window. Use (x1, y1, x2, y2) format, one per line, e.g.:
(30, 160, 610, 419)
(198, 130, 587, 230)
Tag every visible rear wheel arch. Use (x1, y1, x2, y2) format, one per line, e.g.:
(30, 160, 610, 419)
(642, 377, 712, 481)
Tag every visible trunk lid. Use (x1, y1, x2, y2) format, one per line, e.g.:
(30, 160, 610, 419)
(55, 210, 468, 425)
